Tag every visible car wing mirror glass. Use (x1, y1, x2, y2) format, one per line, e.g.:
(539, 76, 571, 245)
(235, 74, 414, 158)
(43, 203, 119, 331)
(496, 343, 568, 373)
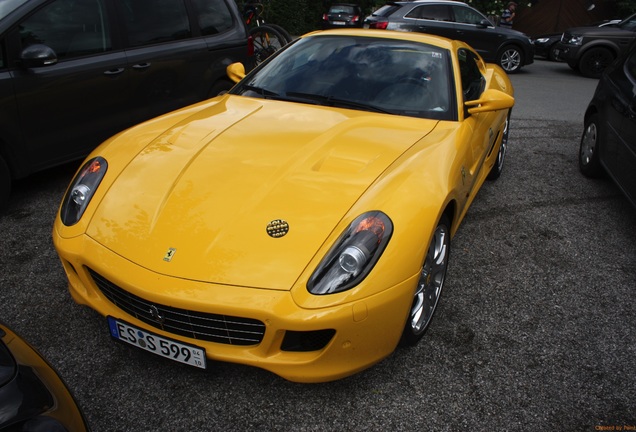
(20, 44, 58, 68)
(227, 62, 246, 83)
(465, 89, 515, 114)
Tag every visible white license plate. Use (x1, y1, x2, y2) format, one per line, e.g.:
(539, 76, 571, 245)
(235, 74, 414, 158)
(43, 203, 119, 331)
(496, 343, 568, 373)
(108, 317, 207, 369)
(332, 21, 346, 25)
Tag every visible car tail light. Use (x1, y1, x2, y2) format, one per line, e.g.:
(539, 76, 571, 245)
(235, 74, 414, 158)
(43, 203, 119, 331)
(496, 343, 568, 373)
(369, 20, 389, 30)
(247, 35, 254, 57)
(322, 13, 328, 21)
(352, 15, 360, 23)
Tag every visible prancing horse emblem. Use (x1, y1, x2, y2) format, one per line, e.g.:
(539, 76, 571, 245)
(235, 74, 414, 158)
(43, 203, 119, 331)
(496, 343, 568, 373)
(163, 247, 176, 262)
(149, 305, 165, 324)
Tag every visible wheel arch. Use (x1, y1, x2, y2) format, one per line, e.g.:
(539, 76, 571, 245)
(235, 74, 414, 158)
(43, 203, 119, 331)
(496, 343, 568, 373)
(576, 40, 620, 61)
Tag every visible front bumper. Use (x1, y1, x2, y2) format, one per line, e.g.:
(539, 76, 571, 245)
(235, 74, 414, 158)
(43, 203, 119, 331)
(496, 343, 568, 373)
(53, 229, 417, 383)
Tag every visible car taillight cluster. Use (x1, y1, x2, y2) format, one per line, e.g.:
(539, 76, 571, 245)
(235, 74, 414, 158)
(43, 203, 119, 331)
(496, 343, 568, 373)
(369, 20, 388, 30)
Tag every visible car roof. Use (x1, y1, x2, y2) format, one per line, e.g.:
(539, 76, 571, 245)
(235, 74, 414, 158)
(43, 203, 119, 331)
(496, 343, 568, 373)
(402, 0, 470, 5)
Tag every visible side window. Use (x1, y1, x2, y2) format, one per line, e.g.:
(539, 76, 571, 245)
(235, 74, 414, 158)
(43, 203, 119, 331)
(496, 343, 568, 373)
(122, 0, 190, 47)
(407, 5, 451, 21)
(19, 0, 111, 59)
(452, 5, 487, 25)
(191, 0, 234, 36)
(458, 48, 484, 102)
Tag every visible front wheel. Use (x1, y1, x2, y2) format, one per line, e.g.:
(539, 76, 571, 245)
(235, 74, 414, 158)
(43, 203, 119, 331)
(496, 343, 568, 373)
(497, 46, 523, 74)
(400, 215, 451, 346)
(487, 113, 510, 180)
(579, 113, 603, 177)
(578, 47, 614, 79)
(249, 25, 286, 65)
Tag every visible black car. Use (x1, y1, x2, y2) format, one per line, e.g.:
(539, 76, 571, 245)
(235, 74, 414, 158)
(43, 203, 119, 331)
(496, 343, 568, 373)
(579, 40, 636, 208)
(322, 3, 363, 29)
(532, 20, 621, 61)
(0, 322, 89, 431)
(0, 0, 254, 208)
(364, 0, 534, 73)
(556, 13, 636, 78)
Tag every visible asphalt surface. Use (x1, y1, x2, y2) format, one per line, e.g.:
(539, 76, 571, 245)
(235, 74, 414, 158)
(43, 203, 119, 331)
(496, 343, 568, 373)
(1, 59, 635, 431)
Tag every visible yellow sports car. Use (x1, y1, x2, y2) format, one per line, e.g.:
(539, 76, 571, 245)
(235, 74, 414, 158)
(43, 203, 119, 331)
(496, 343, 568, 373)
(53, 29, 514, 383)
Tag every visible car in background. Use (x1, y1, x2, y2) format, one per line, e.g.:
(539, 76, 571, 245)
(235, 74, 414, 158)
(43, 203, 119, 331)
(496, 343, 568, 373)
(579, 40, 636, 208)
(0, 0, 254, 208)
(53, 29, 514, 383)
(322, 3, 363, 28)
(556, 13, 636, 78)
(363, 0, 534, 73)
(532, 20, 621, 61)
(0, 321, 89, 431)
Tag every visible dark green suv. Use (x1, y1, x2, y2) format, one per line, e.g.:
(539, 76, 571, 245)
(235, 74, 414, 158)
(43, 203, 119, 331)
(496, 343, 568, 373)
(0, 0, 253, 207)
(556, 13, 636, 78)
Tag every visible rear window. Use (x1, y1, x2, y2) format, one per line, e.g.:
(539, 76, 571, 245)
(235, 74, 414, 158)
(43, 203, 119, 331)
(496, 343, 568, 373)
(192, 0, 234, 35)
(372, 5, 401, 18)
(330, 5, 358, 14)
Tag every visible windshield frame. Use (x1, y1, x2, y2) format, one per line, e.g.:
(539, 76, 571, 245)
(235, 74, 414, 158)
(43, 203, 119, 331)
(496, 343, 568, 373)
(231, 34, 458, 121)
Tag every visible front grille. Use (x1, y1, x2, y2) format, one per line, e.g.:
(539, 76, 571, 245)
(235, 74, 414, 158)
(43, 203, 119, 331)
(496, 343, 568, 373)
(88, 268, 266, 346)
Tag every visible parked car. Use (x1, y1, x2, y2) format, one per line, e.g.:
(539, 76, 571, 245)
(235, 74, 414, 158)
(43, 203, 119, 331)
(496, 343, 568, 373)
(53, 29, 514, 383)
(322, 3, 363, 28)
(579, 40, 636, 208)
(0, 0, 254, 208)
(532, 21, 621, 61)
(363, 0, 534, 73)
(0, 321, 89, 431)
(555, 13, 636, 78)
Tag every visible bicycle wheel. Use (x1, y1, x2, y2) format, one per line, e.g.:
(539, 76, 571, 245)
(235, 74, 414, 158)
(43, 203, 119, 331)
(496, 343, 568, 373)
(264, 23, 293, 43)
(249, 24, 286, 65)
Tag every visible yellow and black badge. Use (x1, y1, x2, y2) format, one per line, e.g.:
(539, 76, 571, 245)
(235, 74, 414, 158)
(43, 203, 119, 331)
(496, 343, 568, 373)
(266, 219, 289, 238)
(164, 247, 177, 262)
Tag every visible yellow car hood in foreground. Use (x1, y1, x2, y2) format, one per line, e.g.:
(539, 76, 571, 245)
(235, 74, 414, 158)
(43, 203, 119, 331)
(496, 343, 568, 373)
(87, 96, 438, 290)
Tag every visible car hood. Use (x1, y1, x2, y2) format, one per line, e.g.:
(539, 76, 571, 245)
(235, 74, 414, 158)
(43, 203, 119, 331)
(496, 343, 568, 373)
(565, 26, 633, 37)
(87, 96, 438, 290)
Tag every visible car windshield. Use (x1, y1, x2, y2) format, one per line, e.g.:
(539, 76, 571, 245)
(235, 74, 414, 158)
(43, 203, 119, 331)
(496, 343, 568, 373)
(0, 0, 27, 20)
(232, 35, 454, 120)
(619, 13, 636, 31)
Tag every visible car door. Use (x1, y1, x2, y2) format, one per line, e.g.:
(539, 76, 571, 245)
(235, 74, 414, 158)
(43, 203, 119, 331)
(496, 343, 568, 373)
(449, 4, 502, 63)
(118, 0, 215, 124)
(7, 0, 129, 172)
(604, 46, 636, 204)
(457, 48, 502, 206)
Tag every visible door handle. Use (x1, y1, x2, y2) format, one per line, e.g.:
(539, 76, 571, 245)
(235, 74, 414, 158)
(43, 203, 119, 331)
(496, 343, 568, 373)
(132, 62, 152, 70)
(103, 68, 125, 76)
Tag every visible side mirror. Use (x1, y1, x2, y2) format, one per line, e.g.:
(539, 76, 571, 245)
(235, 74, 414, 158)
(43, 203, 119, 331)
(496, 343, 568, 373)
(20, 44, 58, 68)
(477, 19, 492, 29)
(465, 89, 515, 114)
(226, 62, 246, 84)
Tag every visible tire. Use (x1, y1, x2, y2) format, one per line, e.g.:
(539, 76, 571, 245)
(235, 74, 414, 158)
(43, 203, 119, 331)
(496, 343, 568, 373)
(487, 113, 510, 180)
(264, 23, 293, 44)
(497, 45, 523, 74)
(249, 25, 286, 65)
(578, 47, 615, 79)
(400, 215, 451, 346)
(579, 113, 603, 177)
(0, 155, 11, 209)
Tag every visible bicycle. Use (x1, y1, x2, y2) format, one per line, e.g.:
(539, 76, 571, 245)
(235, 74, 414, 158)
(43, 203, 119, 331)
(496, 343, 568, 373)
(241, 0, 292, 64)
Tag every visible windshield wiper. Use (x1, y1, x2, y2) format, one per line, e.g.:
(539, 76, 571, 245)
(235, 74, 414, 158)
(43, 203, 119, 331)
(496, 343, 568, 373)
(240, 84, 282, 99)
(285, 92, 391, 114)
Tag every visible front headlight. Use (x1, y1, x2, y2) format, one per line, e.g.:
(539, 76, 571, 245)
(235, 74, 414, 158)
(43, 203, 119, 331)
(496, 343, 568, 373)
(566, 35, 583, 45)
(535, 37, 550, 44)
(60, 157, 107, 226)
(307, 211, 393, 295)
